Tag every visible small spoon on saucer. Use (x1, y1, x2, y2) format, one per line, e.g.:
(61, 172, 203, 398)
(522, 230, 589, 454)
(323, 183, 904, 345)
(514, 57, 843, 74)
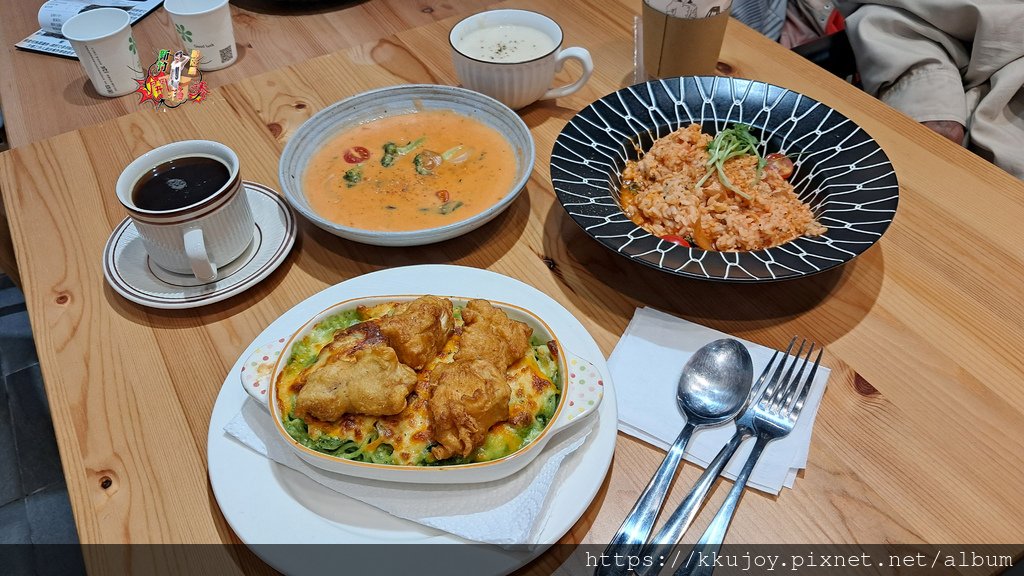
(596, 338, 753, 575)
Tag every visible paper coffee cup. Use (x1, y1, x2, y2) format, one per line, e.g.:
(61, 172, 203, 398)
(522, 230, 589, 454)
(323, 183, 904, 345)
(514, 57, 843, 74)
(164, 0, 237, 71)
(61, 7, 143, 97)
(39, 0, 134, 35)
(643, 0, 732, 78)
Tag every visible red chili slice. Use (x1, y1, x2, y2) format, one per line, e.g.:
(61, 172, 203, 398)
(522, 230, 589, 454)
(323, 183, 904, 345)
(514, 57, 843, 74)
(435, 189, 450, 202)
(765, 152, 794, 179)
(343, 146, 371, 164)
(661, 234, 691, 247)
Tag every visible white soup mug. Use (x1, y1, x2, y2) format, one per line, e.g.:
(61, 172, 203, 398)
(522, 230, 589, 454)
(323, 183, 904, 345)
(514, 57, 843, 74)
(116, 140, 254, 282)
(450, 9, 594, 110)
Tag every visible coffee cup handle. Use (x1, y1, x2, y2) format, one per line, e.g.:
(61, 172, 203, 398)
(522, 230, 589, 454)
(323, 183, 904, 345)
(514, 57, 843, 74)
(183, 228, 218, 281)
(541, 46, 594, 101)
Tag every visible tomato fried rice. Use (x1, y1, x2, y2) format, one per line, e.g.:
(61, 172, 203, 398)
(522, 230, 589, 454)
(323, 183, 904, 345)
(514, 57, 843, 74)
(620, 124, 826, 252)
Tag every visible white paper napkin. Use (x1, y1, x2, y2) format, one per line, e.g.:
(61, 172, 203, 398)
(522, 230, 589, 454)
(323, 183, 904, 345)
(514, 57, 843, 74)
(609, 307, 830, 495)
(223, 398, 592, 546)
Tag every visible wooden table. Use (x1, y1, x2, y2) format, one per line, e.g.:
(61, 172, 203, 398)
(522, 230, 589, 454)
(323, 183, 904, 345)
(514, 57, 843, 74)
(0, 0, 496, 284)
(2, 0, 1023, 572)
(0, 0, 498, 147)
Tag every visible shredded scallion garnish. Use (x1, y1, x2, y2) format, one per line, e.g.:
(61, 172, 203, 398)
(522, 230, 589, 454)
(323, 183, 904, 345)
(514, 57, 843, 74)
(694, 124, 764, 200)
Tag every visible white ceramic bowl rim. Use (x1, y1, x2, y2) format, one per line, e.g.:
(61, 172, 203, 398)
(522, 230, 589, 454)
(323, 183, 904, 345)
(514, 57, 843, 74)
(268, 295, 571, 474)
(278, 84, 535, 241)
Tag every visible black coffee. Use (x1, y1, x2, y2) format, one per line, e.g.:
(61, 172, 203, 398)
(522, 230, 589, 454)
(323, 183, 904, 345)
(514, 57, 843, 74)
(131, 156, 230, 211)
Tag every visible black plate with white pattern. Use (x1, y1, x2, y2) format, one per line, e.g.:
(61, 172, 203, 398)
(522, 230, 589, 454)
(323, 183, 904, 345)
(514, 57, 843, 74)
(550, 76, 899, 282)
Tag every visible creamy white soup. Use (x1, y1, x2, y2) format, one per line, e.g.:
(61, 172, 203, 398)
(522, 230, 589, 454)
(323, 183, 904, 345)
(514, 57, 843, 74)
(457, 24, 557, 63)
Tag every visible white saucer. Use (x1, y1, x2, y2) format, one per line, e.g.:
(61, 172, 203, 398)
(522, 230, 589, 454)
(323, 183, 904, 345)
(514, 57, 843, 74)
(103, 182, 296, 309)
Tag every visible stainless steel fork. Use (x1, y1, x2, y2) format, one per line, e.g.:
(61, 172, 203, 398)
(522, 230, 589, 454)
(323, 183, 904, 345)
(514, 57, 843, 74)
(674, 339, 822, 576)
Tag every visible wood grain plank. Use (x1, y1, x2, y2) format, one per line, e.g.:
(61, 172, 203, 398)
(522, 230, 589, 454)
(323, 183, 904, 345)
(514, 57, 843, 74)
(0, 0, 499, 147)
(0, 136, 220, 544)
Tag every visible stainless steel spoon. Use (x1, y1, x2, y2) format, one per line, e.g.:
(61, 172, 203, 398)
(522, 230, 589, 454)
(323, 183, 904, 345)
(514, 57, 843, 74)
(596, 338, 753, 576)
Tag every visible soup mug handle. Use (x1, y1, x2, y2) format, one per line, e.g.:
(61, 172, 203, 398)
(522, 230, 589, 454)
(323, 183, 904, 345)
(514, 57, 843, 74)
(184, 228, 218, 281)
(548, 352, 604, 432)
(541, 47, 594, 101)
(240, 339, 287, 411)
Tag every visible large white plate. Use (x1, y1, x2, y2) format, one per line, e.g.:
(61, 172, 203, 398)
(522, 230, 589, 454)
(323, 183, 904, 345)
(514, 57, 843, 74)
(207, 265, 617, 575)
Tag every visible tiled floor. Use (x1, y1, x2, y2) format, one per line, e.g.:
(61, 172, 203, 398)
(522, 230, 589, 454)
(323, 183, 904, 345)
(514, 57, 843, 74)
(0, 274, 85, 574)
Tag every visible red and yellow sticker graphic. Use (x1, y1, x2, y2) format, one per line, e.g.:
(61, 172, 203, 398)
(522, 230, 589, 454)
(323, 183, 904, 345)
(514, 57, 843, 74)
(136, 48, 209, 108)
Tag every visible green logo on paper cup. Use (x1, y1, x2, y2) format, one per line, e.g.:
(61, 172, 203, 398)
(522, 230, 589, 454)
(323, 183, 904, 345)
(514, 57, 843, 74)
(175, 24, 193, 44)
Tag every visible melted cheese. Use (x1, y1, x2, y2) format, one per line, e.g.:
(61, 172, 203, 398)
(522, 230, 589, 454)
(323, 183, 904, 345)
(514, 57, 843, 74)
(277, 302, 560, 466)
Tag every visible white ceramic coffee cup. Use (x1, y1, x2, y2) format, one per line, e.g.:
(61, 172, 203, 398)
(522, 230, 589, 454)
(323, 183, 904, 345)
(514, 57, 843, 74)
(450, 9, 594, 110)
(164, 0, 237, 71)
(61, 8, 143, 97)
(116, 141, 254, 282)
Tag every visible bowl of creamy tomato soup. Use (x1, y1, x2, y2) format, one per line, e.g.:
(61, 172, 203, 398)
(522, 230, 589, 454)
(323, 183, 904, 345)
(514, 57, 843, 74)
(278, 84, 535, 246)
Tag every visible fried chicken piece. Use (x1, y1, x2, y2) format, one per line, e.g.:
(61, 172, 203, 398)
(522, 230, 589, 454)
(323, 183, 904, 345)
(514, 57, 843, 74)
(378, 296, 455, 370)
(455, 299, 532, 370)
(428, 359, 511, 460)
(294, 342, 416, 421)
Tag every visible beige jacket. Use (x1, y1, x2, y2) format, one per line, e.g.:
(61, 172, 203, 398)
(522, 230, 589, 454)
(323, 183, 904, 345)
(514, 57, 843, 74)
(844, 0, 1024, 179)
